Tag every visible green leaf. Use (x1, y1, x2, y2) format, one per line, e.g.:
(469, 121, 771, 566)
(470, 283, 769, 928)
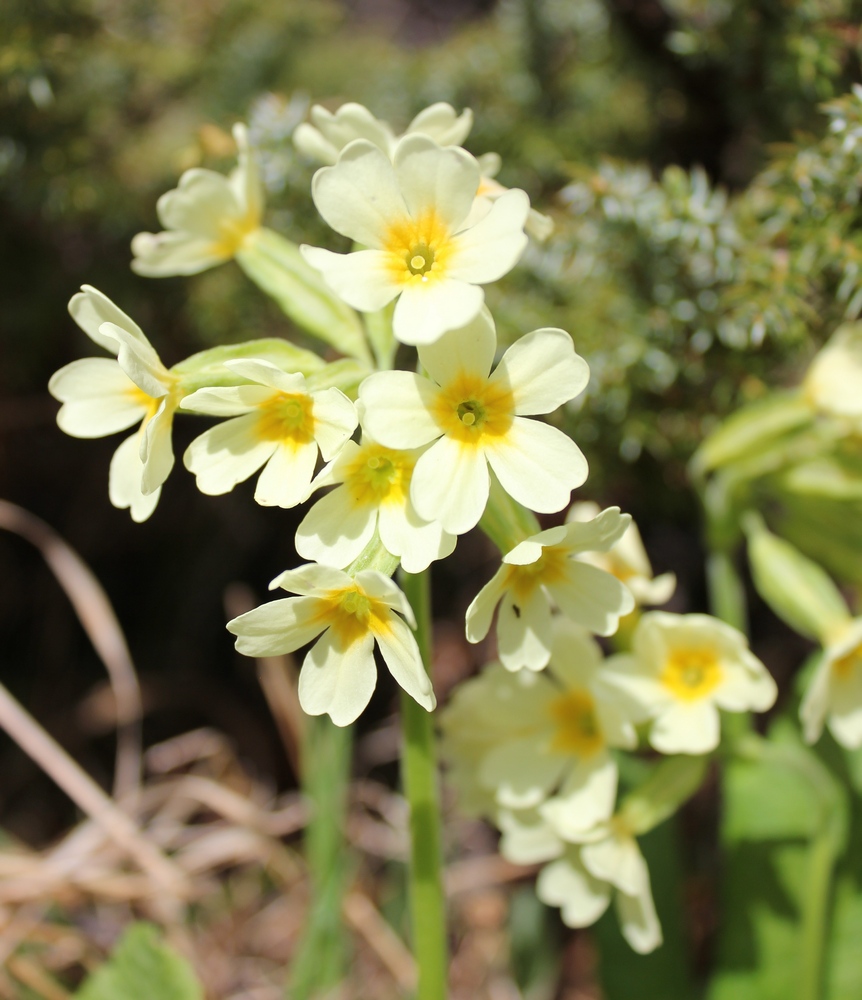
(781, 456, 862, 500)
(236, 228, 371, 364)
(690, 392, 812, 479)
(75, 923, 202, 1000)
(777, 495, 862, 586)
(743, 513, 849, 642)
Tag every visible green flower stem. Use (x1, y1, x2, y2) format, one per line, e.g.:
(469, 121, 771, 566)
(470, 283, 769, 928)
(399, 567, 448, 1000)
(479, 475, 541, 554)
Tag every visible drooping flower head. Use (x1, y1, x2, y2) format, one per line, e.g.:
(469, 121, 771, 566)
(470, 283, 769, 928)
(49, 286, 180, 522)
(606, 611, 777, 754)
(227, 564, 435, 727)
(181, 358, 357, 508)
(301, 135, 530, 345)
(465, 505, 635, 672)
(358, 310, 590, 536)
(800, 617, 862, 749)
(132, 124, 263, 277)
(439, 623, 640, 835)
(296, 437, 455, 574)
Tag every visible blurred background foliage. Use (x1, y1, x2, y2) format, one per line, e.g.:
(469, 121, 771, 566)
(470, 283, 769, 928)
(4, 0, 862, 996)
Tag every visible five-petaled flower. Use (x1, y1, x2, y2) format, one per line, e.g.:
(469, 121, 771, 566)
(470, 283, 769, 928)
(465, 505, 635, 671)
(227, 564, 435, 726)
(301, 134, 530, 345)
(296, 437, 455, 573)
(605, 612, 777, 754)
(49, 286, 180, 522)
(181, 358, 357, 508)
(132, 123, 263, 277)
(358, 310, 590, 536)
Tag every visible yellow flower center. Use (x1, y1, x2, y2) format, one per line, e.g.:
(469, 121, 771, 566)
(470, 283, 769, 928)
(660, 647, 723, 701)
(344, 444, 414, 507)
(433, 373, 515, 444)
(321, 585, 392, 647)
(384, 210, 451, 285)
(256, 392, 315, 446)
(212, 209, 260, 258)
(833, 642, 862, 680)
(548, 689, 604, 757)
(126, 385, 160, 420)
(505, 546, 569, 602)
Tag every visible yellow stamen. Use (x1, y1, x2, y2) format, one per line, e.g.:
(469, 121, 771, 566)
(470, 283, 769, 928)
(433, 373, 515, 444)
(256, 392, 315, 446)
(383, 211, 450, 285)
(344, 443, 414, 507)
(660, 647, 722, 701)
(321, 584, 393, 646)
(211, 210, 260, 258)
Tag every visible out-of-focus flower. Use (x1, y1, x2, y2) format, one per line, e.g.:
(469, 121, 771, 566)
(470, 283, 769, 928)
(439, 622, 639, 833)
(296, 438, 455, 573)
(465, 506, 635, 671)
(801, 617, 862, 749)
(227, 564, 434, 726)
(606, 612, 777, 754)
(301, 135, 529, 345)
(49, 286, 180, 522)
(566, 501, 676, 607)
(802, 323, 862, 423)
(132, 124, 263, 277)
(181, 359, 356, 508)
(358, 310, 589, 535)
(294, 101, 474, 164)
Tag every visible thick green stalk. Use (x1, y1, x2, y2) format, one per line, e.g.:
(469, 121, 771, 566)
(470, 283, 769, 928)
(399, 568, 448, 1000)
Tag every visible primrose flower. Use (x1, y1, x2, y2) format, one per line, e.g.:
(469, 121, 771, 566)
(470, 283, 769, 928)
(465, 506, 635, 671)
(474, 152, 554, 243)
(293, 101, 473, 164)
(566, 501, 676, 607)
(534, 821, 662, 955)
(181, 359, 357, 508)
(226, 564, 435, 726)
(606, 612, 777, 755)
(296, 438, 455, 573)
(800, 617, 862, 749)
(802, 323, 862, 422)
(49, 286, 180, 522)
(131, 123, 263, 277)
(301, 134, 530, 345)
(358, 310, 589, 535)
(440, 623, 639, 834)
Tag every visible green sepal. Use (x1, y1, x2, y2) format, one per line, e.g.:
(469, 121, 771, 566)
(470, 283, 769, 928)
(236, 228, 371, 365)
(780, 453, 862, 500)
(619, 755, 708, 836)
(743, 512, 849, 642)
(690, 391, 812, 480)
(172, 338, 326, 393)
(306, 357, 371, 398)
(478, 474, 541, 554)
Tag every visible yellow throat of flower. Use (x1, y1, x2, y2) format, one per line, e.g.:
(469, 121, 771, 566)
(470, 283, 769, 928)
(832, 641, 862, 680)
(345, 444, 414, 507)
(660, 647, 723, 701)
(212, 209, 260, 259)
(255, 392, 315, 446)
(547, 688, 604, 757)
(506, 546, 569, 602)
(433, 373, 515, 445)
(323, 585, 391, 646)
(384, 210, 451, 285)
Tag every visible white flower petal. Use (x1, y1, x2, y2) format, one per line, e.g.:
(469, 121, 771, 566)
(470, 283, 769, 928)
(374, 614, 435, 711)
(649, 699, 720, 755)
(298, 629, 377, 727)
(68, 285, 146, 354)
(480, 735, 565, 809)
(156, 169, 238, 240)
(406, 103, 473, 147)
(800, 655, 831, 744)
(447, 188, 530, 283)
(581, 835, 647, 897)
(547, 623, 604, 688)
(254, 439, 319, 508)
(108, 433, 159, 523)
(485, 418, 588, 514)
(270, 563, 352, 596)
(311, 388, 358, 460)
(393, 133, 478, 232)
(301, 246, 400, 313)
(358, 371, 440, 449)
(465, 565, 509, 643)
(50, 359, 146, 438)
(311, 139, 407, 247)
(227, 595, 326, 656)
(549, 562, 635, 637)
(378, 501, 456, 574)
(616, 887, 663, 954)
(410, 436, 489, 535)
(498, 807, 565, 865)
(417, 308, 496, 387)
(181, 384, 275, 416)
(295, 488, 377, 568)
(184, 414, 275, 495)
(540, 754, 618, 837)
(497, 587, 553, 672)
(713, 655, 777, 712)
(392, 276, 485, 346)
(140, 399, 176, 495)
(536, 855, 611, 928)
(490, 328, 590, 415)
(354, 571, 416, 626)
(130, 231, 228, 277)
